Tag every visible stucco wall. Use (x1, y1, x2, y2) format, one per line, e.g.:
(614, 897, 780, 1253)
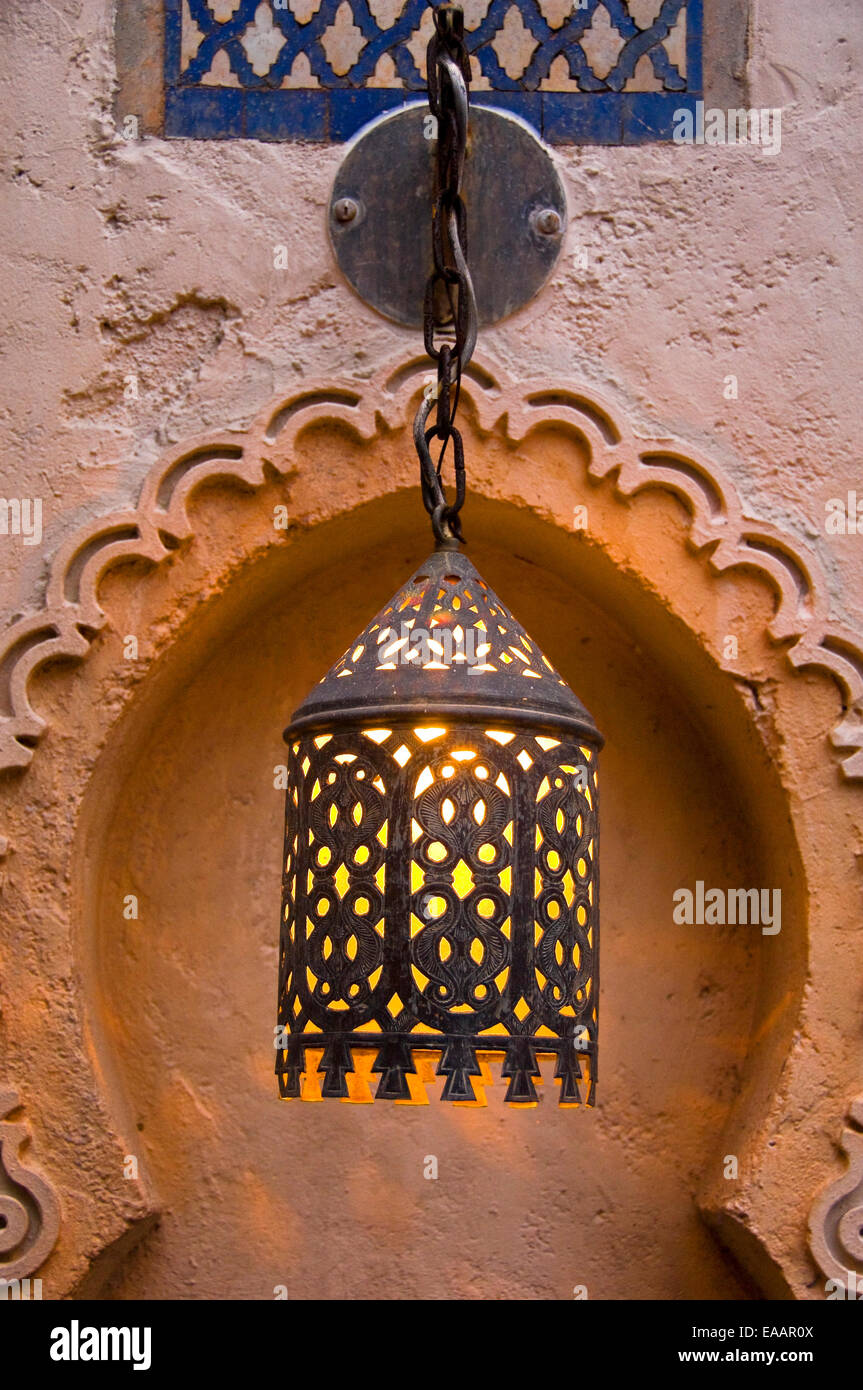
(1, 1, 862, 1302)
(1, 1, 861, 623)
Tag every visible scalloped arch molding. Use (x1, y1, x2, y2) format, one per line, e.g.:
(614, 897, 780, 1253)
(2, 353, 862, 789)
(2, 351, 862, 1298)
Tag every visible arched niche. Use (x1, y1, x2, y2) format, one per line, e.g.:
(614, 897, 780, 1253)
(2, 358, 858, 1298)
(76, 505, 803, 1300)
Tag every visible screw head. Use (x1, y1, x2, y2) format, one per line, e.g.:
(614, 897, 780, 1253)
(333, 196, 359, 224)
(534, 207, 562, 236)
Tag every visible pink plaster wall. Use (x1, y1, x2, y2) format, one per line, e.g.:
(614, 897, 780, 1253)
(1, 2, 861, 625)
(1, 1, 862, 1303)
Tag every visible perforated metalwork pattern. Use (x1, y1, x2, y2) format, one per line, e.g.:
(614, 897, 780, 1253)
(276, 720, 599, 1104)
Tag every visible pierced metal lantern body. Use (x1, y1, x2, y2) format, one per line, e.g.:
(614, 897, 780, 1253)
(276, 547, 603, 1107)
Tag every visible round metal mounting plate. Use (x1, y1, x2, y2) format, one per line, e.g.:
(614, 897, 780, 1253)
(328, 104, 566, 329)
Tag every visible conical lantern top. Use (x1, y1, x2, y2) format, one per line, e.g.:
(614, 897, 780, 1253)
(287, 547, 602, 746)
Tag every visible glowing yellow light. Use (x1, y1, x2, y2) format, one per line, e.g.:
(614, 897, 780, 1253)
(415, 767, 434, 796)
(300, 1049, 324, 1102)
(452, 860, 474, 898)
(343, 1049, 375, 1104)
(380, 636, 408, 660)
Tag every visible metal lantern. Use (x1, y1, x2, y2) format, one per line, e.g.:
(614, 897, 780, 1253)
(275, 5, 603, 1108)
(276, 546, 602, 1107)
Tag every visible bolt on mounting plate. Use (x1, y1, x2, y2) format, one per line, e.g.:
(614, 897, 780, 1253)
(328, 104, 567, 329)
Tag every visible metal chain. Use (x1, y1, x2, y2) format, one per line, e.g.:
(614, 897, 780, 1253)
(415, 2, 477, 546)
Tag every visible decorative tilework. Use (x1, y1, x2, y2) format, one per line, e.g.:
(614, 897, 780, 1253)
(164, 0, 704, 142)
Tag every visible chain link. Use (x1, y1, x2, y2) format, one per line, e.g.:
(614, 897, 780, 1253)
(415, 3, 477, 546)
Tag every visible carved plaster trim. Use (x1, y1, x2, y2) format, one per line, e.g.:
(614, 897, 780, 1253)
(0, 1089, 61, 1283)
(809, 1095, 863, 1297)
(0, 353, 861, 783)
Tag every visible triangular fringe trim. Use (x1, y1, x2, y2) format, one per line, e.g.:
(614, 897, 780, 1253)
(277, 1040, 595, 1108)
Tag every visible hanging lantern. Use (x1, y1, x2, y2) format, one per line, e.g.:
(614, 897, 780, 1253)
(275, 5, 603, 1108)
(276, 546, 602, 1107)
